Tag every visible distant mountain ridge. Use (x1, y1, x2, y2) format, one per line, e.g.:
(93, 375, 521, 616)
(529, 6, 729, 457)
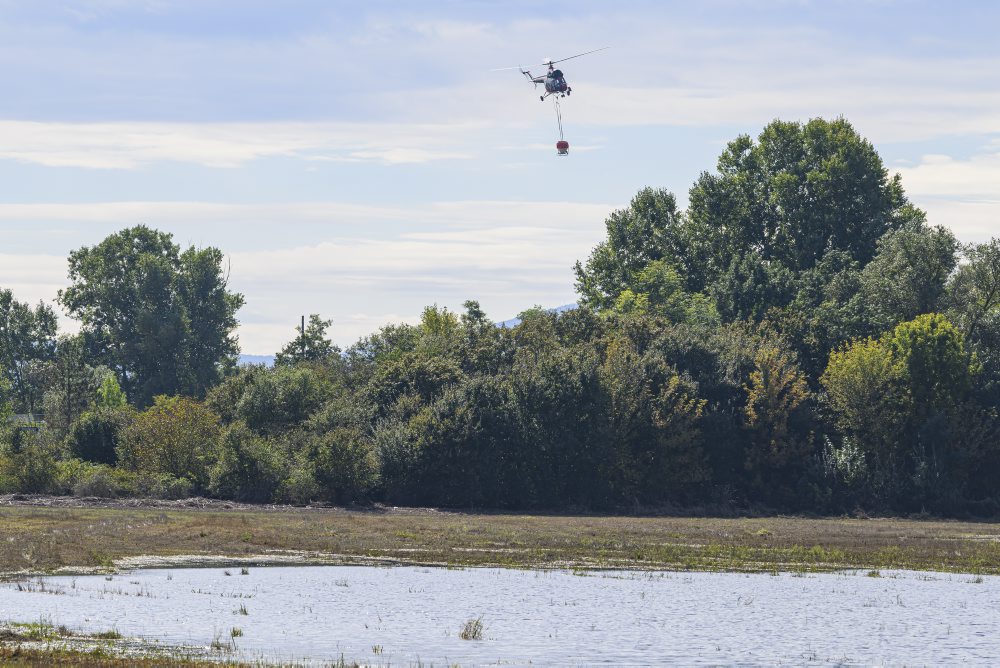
(498, 303, 577, 329)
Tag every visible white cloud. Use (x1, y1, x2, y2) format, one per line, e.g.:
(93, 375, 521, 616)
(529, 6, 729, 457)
(909, 198, 1000, 244)
(895, 152, 1000, 198)
(0, 120, 489, 169)
(0, 199, 611, 231)
(0, 199, 610, 352)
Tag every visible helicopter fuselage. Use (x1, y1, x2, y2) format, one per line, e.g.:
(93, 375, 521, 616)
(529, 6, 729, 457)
(525, 68, 571, 100)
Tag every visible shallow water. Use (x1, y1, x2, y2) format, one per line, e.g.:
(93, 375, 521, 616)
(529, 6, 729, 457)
(1, 565, 998, 665)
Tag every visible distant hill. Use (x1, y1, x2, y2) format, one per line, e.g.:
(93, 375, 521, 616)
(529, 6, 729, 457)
(238, 354, 275, 367)
(499, 303, 577, 329)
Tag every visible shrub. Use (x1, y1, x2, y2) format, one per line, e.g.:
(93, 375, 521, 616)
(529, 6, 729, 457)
(67, 407, 136, 465)
(0, 435, 59, 493)
(209, 423, 286, 502)
(308, 427, 378, 504)
(117, 396, 222, 493)
(274, 458, 321, 505)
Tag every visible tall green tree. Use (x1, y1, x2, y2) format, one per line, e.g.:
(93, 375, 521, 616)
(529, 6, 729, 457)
(58, 226, 244, 406)
(0, 288, 58, 413)
(860, 222, 959, 330)
(687, 118, 921, 277)
(41, 335, 104, 437)
(275, 314, 338, 366)
(574, 188, 693, 309)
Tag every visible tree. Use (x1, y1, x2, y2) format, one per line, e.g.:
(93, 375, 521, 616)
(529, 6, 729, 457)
(0, 288, 58, 413)
(67, 406, 136, 465)
(0, 376, 12, 426)
(275, 314, 338, 366)
(860, 223, 959, 330)
(821, 335, 909, 498)
(58, 226, 243, 406)
(117, 395, 222, 491)
(207, 364, 333, 435)
(946, 239, 1000, 404)
(611, 260, 720, 326)
(821, 314, 978, 505)
(574, 188, 693, 309)
(96, 374, 127, 408)
(884, 313, 971, 413)
(688, 118, 921, 277)
(743, 344, 814, 498)
(209, 422, 286, 502)
(41, 335, 104, 438)
(949, 240, 1000, 340)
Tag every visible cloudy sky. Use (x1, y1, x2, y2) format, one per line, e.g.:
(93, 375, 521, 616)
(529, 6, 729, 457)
(0, 1, 997, 353)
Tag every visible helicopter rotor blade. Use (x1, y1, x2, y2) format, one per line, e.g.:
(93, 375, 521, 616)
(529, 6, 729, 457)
(545, 46, 609, 66)
(490, 65, 526, 71)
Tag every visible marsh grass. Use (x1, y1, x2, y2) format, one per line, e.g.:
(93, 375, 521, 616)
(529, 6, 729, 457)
(4, 505, 1000, 576)
(459, 616, 484, 640)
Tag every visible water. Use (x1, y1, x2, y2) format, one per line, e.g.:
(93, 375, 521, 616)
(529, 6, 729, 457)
(2, 565, 998, 665)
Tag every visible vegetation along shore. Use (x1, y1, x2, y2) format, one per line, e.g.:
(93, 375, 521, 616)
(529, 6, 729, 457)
(3, 501, 1000, 577)
(3, 118, 1000, 520)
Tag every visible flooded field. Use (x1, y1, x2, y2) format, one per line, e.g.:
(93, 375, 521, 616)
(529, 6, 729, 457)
(1, 565, 998, 665)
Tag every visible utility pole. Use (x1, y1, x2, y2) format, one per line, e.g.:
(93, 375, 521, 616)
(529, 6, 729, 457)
(300, 315, 306, 360)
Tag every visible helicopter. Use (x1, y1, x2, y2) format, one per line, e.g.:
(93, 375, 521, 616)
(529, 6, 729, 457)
(493, 47, 608, 101)
(493, 47, 608, 156)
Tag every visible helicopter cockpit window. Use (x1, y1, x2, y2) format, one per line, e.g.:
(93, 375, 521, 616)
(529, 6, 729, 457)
(551, 69, 563, 78)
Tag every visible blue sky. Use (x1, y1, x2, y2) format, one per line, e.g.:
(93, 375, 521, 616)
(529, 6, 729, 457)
(1, 0, 998, 353)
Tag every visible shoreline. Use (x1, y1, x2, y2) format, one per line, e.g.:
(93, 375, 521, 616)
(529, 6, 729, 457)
(4, 496, 1000, 578)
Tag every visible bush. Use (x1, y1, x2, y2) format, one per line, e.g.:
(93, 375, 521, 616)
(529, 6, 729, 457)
(117, 396, 222, 493)
(209, 423, 286, 502)
(274, 458, 321, 505)
(309, 427, 378, 504)
(67, 407, 136, 465)
(53, 460, 123, 498)
(0, 434, 59, 493)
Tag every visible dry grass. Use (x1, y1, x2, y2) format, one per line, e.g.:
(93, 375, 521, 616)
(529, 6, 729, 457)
(3, 504, 1000, 575)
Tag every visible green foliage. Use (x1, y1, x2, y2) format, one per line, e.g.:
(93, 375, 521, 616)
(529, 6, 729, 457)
(688, 117, 920, 276)
(612, 260, 720, 326)
(743, 345, 814, 500)
(209, 422, 286, 502)
(822, 314, 981, 505)
(0, 376, 12, 426)
(275, 314, 339, 366)
(884, 313, 973, 411)
(67, 406, 136, 465)
(2, 122, 1000, 516)
(58, 225, 244, 407)
(95, 374, 127, 408)
(207, 364, 333, 435)
(0, 432, 59, 494)
(39, 335, 105, 439)
(306, 426, 378, 504)
(0, 288, 58, 413)
(574, 188, 692, 309)
(117, 395, 222, 492)
(860, 222, 959, 329)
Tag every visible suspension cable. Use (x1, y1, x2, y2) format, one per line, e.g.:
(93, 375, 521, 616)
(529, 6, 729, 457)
(553, 97, 564, 141)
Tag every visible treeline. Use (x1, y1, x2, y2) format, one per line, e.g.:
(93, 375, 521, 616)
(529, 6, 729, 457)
(2, 118, 999, 515)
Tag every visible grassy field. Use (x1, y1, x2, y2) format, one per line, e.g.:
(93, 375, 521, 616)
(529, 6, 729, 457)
(4, 502, 1000, 576)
